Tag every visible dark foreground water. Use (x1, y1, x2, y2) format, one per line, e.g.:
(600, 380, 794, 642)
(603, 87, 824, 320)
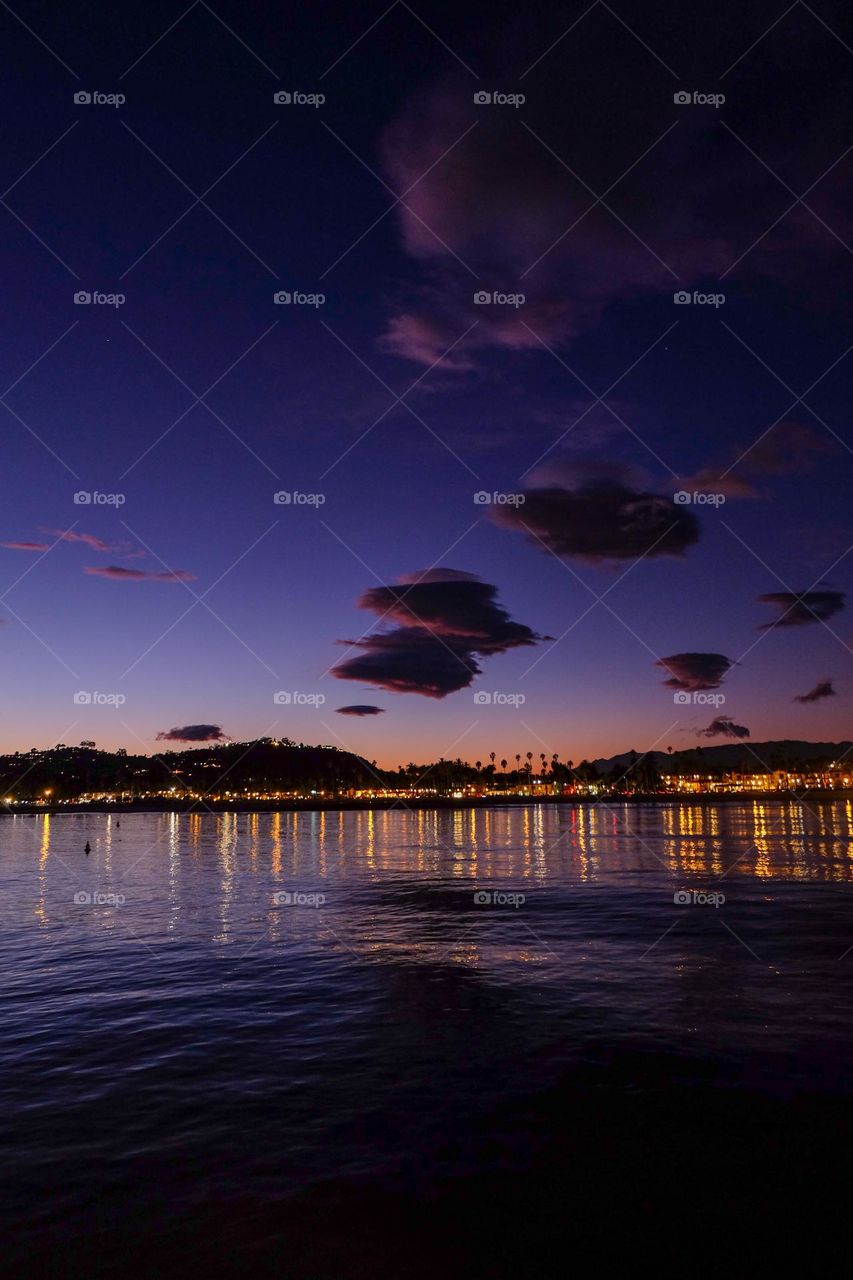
(3, 801, 853, 1276)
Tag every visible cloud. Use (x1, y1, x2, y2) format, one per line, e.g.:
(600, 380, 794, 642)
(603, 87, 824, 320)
(46, 529, 114, 551)
(673, 469, 761, 501)
(757, 589, 845, 628)
(377, 82, 713, 368)
(2, 541, 50, 552)
(745, 423, 836, 476)
(156, 725, 228, 742)
(85, 565, 196, 582)
(380, 310, 479, 371)
(375, 73, 846, 370)
(679, 423, 837, 500)
(658, 653, 734, 692)
(333, 628, 480, 698)
(494, 479, 700, 563)
(332, 569, 545, 697)
(700, 717, 750, 739)
(794, 679, 836, 704)
(335, 705, 385, 716)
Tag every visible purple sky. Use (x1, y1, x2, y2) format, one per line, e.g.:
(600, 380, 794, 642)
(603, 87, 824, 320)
(2, 0, 852, 765)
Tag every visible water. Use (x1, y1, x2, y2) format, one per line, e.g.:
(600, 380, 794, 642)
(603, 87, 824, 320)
(3, 801, 853, 1274)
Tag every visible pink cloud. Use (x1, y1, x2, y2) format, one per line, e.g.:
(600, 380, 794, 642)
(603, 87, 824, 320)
(44, 529, 114, 552)
(376, 79, 850, 369)
(2, 541, 50, 552)
(85, 566, 196, 582)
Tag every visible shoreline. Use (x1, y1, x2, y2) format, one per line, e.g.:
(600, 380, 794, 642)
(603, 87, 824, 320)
(3, 790, 853, 816)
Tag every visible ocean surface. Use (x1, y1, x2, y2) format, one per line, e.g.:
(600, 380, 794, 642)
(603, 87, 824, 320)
(3, 801, 853, 1275)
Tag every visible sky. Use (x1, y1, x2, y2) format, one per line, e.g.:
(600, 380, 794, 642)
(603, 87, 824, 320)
(2, 0, 853, 767)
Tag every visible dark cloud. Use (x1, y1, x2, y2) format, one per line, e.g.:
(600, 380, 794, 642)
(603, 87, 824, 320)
(334, 628, 479, 698)
(658, 653, 734, 692)
(156, 725, 228, 742)
(494, 480, 700, 563)
(700, 717, 750, 740)
(335, 705, 385, 716)
(2, 541, 50, 552)
(85, 566, 196, 582)
(377, 71, 849, 370)
(332, 569, 545, 698)
(356, 569, 544, 651)
(794, 679, 836, 704)
(758, 590, 845, 628)
(377, 82, 715, 367)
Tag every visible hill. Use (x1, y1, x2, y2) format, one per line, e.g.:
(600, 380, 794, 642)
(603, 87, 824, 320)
(0, 738, 376, 802)
(591, 740, 853, 775)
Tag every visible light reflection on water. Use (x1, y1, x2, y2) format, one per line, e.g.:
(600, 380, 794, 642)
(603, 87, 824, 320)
(3, 799, 853, 1235)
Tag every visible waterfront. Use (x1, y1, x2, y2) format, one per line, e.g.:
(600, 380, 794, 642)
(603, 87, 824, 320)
(3, 801, 853, 1274)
